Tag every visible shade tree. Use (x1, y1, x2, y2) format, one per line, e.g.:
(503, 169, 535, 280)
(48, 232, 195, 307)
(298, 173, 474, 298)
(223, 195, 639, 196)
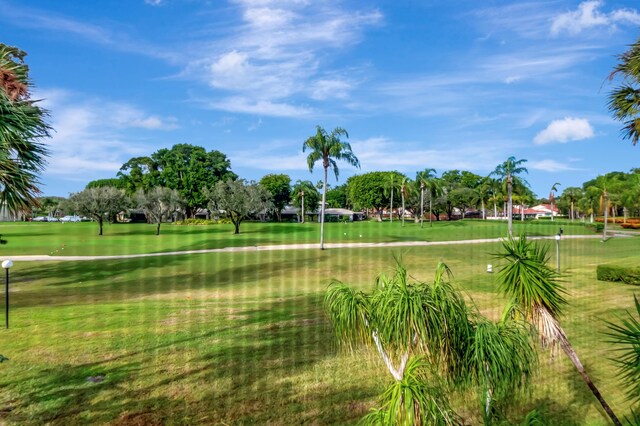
(68, 187, 130, 235)
(259, 173, 291, 222)
(205, 179, 273, 234)
(136, 187, 184, 235)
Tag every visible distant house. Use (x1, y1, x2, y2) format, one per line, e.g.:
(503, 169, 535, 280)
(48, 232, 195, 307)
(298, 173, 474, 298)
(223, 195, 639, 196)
(321, 208, 366, 222)
(529, 204, 559, 218)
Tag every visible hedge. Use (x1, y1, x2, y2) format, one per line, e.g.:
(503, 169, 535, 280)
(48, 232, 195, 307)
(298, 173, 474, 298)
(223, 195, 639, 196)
(597, 265, 640, 285)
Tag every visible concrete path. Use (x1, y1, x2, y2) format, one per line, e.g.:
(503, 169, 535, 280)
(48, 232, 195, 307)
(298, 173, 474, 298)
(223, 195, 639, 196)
(3, 234, 610, 262)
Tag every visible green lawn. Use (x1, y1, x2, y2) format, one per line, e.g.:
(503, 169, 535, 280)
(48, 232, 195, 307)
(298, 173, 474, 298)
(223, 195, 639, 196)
(0, 219, 596, 256)
(0, 223, 637, 425)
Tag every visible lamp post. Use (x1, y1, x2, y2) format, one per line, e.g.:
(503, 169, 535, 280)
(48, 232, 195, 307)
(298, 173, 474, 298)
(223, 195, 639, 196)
(555, 234, 561, 274)
(2, 260, 13, 329)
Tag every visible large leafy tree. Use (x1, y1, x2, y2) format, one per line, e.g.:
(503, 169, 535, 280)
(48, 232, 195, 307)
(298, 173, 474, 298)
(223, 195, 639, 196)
(303, 126, 360, 249)
(496, 236, 622, 426)
(136, 187, 184, 236)
(608, 37, 640, 145)
(69, 187, 130, 236)
(346, 172, 394, 221)
(291, 180, 320, 223)
(86, 178, 125, 190)
(118, 145, 237, 217)
(259, 173, 291, 222)
(205, 179, 272, 234)
(0, 44, 50, 215)
(325, 183, 348, 209)
(491, 157, 528, 237)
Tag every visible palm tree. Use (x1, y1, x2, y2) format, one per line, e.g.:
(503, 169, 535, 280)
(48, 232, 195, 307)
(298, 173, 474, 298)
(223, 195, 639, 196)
(492, 157, 528, 237)
(549, 182, 560, 221)
(291, 180, 318, 223)
(383, 172, 402, 224)
(303, 126, 360, 249)
(563, 187, 582, 221)
(604, 295, 640, 407)
(587, 176, 610, 241)
(399, 177, 411, 227)
(473, 178, 493, 220)
(496, 236, 622, 426)
(0, 43, 50, 215)
(608, 38, 640, 146)
(417, 169, 440, 228)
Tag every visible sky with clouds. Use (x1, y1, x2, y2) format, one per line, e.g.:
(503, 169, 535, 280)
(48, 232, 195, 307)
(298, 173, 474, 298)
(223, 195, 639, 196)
(2, 0, 639, 197)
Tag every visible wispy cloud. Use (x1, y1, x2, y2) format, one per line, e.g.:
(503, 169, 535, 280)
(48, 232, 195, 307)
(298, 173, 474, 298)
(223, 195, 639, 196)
(551, 0, 640, 36)
(186, 1, 382, 116)
(529, 159, 580, 172)
(35, 89, 176, 179)
(533, 117, 594, 145)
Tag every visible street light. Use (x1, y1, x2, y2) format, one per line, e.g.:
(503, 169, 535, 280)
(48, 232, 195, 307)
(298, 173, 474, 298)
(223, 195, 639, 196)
(2, 260, 13, 329)
(555, 234, 561, 274)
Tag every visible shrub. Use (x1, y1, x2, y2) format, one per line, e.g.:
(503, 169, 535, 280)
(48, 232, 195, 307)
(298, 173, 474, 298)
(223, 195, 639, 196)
(586, 223, 604, 233)
(175, 218, 233, 225)
(597, 265, 640, 286)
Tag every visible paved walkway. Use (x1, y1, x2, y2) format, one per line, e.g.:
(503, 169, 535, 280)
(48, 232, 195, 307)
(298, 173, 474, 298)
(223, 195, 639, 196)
(3, 234, 611, 262)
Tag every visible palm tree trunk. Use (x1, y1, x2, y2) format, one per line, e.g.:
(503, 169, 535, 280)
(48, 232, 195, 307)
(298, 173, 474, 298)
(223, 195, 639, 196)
(301, 193, 305, 223)
(603, 194, 608, 242)
(320, 167, 327, 249)
(570, 200, 574, 222)
(420, 188, 424, 229)
(551, 200, 555, 222)
(521, 203, 524, 222)
(401, 193, 405, 227)
(508, 176, 513, 237)
(390, 188, 393, 224)
(493, 201, 497, 219)
(482, 200, 486, 220)
(558, 335, 622, 426)
(429, 195, 433, 228)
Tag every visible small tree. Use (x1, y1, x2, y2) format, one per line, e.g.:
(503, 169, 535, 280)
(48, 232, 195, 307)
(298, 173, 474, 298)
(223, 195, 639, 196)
(206, 179, 273, 234)
(69, 187, 129, 235)
(291, 180, 320, 223)
(136, 187, 183, 236)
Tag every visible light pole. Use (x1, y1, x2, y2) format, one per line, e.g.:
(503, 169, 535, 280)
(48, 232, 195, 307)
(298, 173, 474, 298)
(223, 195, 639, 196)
(2, 260, 13, 329)
(555, 234, 561, 274)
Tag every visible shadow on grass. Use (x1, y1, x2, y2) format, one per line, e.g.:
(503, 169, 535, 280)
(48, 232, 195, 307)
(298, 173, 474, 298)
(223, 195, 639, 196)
(0, 294, 375, 425)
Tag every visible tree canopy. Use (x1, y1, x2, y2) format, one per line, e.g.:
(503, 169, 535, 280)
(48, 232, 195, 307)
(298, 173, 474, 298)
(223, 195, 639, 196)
(259, 173, 291, 221)
(206, 179, 272, 234)
(68, 187, 129, 235)
(346, 171, 401, 220)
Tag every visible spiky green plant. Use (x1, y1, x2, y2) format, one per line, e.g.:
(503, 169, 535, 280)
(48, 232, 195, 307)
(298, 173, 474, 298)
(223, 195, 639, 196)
(604, 295, 640, 407)
(495, 235, 622, 426)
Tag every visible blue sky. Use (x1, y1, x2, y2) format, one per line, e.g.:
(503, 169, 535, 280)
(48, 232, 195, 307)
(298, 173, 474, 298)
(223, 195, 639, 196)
(2, 0, 639, 198)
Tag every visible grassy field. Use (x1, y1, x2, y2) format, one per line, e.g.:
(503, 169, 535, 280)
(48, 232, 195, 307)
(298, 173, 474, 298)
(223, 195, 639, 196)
(0, 222, 638, 424)
(0, 219, 597, 256)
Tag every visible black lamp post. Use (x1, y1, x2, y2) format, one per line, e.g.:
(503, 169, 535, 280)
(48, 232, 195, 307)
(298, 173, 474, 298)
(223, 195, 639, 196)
(2, 260, 13, 329)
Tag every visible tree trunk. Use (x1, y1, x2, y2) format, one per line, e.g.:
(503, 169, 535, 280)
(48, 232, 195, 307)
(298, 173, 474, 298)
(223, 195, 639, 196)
(551, 200, 555, 221)
(482, 200, 486, 220)
(390, 188, 393, 224)
(301, 193, 305, 223)
(156, 222, 161, 236)
(429, 195, 433, 228)
(571, 200, 574, 222)
(493, 201, 497, 219)
(234, 220, 240, 234)
(521, 203, 524, 222)
(98, 218, 103, 236)
(320, 166, 327, 249)
(603, 194, 608, 242)
(559, 336, 622, 426)
(420, 187, 424, 228)
(507, 175, 513, 237)
(401, 193, 405, 227)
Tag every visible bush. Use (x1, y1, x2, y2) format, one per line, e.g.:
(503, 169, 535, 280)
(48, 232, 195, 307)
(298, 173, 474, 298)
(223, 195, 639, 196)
(597, 265, 640, 285)
(586, 223, 604, 233)
(175, 218, 232, 225)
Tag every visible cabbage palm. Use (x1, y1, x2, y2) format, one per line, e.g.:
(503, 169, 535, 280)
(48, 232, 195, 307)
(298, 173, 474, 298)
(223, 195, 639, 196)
(399, 177, 411, 226)
(608, 38, 640, 146)
(605, 295, 640, 408)
(291, 180, 318, 223)
(496, 236, 622, 426)
(383, 172, 402, 224)
(0, 44, 50, 215)
(303, 126, 360, 249)
(562, 187, 582, 221)
(549, 182, 560, 221)
(587, 176, 610, 241)
(492, 157, 528, 237)
(417, 169, 441, 228)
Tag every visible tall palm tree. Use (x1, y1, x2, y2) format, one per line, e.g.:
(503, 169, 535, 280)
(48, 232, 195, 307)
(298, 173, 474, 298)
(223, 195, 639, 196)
(587, 176, 610, 241)
(563, 187, 582, 221)
(303, 126, 360, 250)
(291, 180, 318, 223)
(496, 236, 622, 426)
(492, 157, 528, 237)
(399, 176, 411, 227)
(383, 172, 402, 224)
(608, 37, 640, 146)
(549, 182, 560, 222)
(0, 43, 50, 215)
(417, 169, 440, 228)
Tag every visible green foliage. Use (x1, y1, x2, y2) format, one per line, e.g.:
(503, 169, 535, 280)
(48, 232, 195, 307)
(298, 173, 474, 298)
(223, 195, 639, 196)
(597, 265, 640, 286)
(608, 37, 640, 145)
(205, 179, 273, 234)
(0, 43, 50, 215)
(604, 296, 640, 406)
(136, 187, 184, 235)
(117, 144, 237, 216)
(326, 184, 348, 208)
(347, 171, 398, 214)
(520, 409, 546, 425)
(259, 174, 291, 219)
(68, 187, 130, 235)
(175, 218, 232, 225)
(291, 180, 320, 215)
(302, 126, 359, 180)
(86, 178, 124, 190)
(360, 356, 460, 426)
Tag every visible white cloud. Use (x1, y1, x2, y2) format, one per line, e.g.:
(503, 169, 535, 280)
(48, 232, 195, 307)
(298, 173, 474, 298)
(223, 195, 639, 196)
(36, 89, 176, 178)
(145, 0, 163, 5)
(533, 117, 594, 145)
(208, 97, 313, 117)
(529, 159, 579, 172)
(551, 1, 640, 35)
